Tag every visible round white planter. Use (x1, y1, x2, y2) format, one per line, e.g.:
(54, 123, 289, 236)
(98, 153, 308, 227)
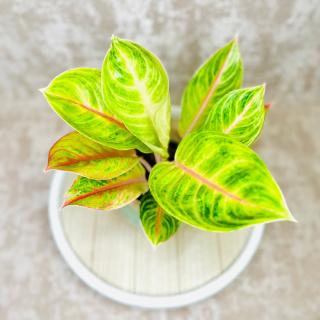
(49, 171, 264, 309)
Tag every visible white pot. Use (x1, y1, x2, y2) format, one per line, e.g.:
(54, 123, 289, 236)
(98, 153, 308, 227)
(48, 107, 264, 309)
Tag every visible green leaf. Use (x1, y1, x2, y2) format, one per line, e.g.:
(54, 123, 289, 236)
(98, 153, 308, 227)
(140, 191, 180, 245)
(200, 85, 266, 145)
(102, 36, 171, 158)
(63, 163, 148, 210)
(47, 131, 140, 180)
(149, 131, 294, 232)
(179, 38, 243, 136)
(41, 68, 150, 153)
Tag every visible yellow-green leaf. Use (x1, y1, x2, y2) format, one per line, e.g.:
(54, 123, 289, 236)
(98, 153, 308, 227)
(149, 131, 294, 232)
(179, 38, 243, 136)
(64, 163, 148, 210)
(47, 131, 140, 180)
(41, 68, 150, 153)
(140, 191, 180, 245)
(102, 36, 171, 158)
(200, 85, 266, 145)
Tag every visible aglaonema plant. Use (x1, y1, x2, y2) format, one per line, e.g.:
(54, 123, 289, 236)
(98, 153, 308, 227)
(41, 35, 295, 246)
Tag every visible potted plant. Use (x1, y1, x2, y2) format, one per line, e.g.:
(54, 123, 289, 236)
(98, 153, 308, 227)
(42, 36, 295, 247)
(42, 36, 296, 307)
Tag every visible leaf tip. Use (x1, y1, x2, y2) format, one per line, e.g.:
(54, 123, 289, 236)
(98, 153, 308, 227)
(290, 216, 298, 223)
(38, 87, 47, 94)
(281, 202, 297, 223)
(143, 229, 162, 247)
(150, 238, 161, 247)
(142, 232, 160, 248)
(61, 199, 71, 208)
(111, 34, 121, 46)
(287, 211, 298, 223)
(233, 33, 239, 43)
(61, 198, 74, 209)
(258, 83, 266, 91)
(254, 83, 266, 96)
(43, 166, 50, 173)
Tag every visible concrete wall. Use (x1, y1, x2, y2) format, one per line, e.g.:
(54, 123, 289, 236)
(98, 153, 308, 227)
(1, 0, 319, 105)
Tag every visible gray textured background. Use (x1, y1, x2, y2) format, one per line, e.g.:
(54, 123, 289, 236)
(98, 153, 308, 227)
(1, 1, 319, 319)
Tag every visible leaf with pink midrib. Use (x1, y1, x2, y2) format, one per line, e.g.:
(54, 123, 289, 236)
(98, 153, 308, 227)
(47, 131, 140, 180)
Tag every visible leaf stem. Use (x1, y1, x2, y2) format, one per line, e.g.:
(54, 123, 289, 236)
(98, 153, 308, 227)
(139, 157, 152, 172)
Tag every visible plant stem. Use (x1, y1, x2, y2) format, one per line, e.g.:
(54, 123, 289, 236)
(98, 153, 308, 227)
(154, 154, 161, 163)
(139, 157, 152, 172)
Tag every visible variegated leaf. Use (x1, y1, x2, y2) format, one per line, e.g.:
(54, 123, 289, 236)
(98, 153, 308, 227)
(200, 85, 266, 145)
(102, 36, 171, 158)
(140, 191, 180, 245)
(63, 163, 148, 210)
(179, 38, 243, 136)
(149, 131, 294, 232)
(41, 68, 150, 153)
(47, 131, 140, 180)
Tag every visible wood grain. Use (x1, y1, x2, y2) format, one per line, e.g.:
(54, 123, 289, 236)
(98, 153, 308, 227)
(61, 174, 250, 295)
